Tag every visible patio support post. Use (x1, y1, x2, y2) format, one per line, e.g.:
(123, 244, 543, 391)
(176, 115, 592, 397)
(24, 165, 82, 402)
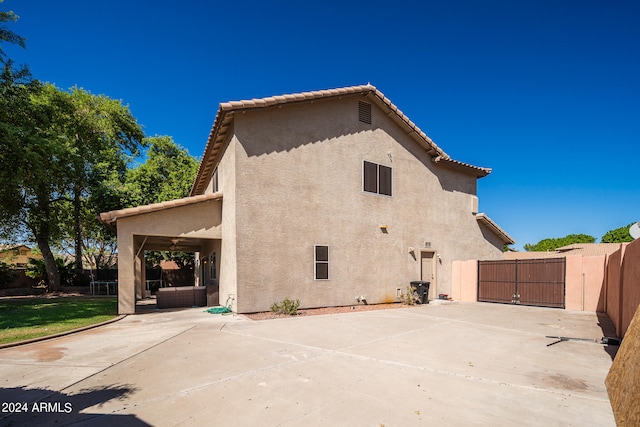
(135, 247, 145, 301)
(117, 231, 137, 314)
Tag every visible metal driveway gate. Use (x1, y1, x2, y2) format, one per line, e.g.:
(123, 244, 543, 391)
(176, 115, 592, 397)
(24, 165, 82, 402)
(478, 258, 566, 308)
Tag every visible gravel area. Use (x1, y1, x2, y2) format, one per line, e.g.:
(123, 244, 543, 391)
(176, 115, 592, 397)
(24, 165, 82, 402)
(243, 303, 405, 320)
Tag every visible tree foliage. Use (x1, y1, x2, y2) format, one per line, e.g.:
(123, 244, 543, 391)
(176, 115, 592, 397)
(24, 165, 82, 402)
(523, 234, 596, 252)
(123, 135, 199, 206)
(0, 1, 25, 65)
(0, 81, 144, 290)
(63, 86, 144, 275)
(0, 5, 199, 284)
(601, 223, 635, 243)
(122, 136, 199, 267)
(26, 257, 75, 288)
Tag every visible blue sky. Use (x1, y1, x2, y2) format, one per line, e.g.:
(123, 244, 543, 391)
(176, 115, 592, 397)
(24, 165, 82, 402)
(4, 0, 639, 250)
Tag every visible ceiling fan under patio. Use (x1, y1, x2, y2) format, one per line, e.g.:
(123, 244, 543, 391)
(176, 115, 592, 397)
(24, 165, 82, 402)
(169, 238, 185, 251)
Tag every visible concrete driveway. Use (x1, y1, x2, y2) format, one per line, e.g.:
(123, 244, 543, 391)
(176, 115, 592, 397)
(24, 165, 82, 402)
(0, 302, 616, 426)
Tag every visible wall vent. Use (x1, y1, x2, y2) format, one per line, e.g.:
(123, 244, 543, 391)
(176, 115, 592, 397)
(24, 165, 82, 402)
(358, 101, 372, 124)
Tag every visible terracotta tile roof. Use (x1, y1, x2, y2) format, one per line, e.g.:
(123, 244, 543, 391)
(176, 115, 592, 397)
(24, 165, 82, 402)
(476, 213, 515, 244)
(504, 251, 565, 260)
(504, 243, 628, 259)
(433, 156, 491, 178)
(555, 243, 628, 257)
(99, 192, 222, 225)
(191, 84, 490, 196)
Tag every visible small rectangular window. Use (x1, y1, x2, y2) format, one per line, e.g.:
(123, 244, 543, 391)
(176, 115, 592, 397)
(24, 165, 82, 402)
(314, 245, 329, 280)
(363, 161, 392, 196)
(212, 167, 219, 193)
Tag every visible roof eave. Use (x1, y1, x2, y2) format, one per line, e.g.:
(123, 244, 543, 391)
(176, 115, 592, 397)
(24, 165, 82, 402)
(432, 156, 492, 178)
(190, 84, 456, 196)
(476, 213, 515, 245)
(99, 192, 223, 228)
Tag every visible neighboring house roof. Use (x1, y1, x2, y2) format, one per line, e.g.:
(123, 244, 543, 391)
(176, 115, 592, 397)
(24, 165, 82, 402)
(0, 244, 30, 251)
(190, 84, 492, 196)
(476, 213, 515, 245)
(503, 251, 565, 260)
(504, 243, 628, 259)
(99, 192, 223, 227)
(0, 244, 41, 267)
(555, 243, 628, 257)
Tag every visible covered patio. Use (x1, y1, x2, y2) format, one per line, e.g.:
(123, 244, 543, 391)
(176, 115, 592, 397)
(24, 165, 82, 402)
(99, 192, 223, 314)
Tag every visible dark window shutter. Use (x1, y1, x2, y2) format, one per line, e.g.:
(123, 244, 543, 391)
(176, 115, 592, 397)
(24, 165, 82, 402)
(315, 263, 329, 280)
(315, 245, 329, 262)
(363, 161, 378, 193)
(379, 165, 392, 196)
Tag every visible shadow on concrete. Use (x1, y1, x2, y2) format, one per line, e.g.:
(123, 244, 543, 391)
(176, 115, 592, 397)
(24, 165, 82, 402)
(0, 384, 148, 426)
(597, 312, 620, 361)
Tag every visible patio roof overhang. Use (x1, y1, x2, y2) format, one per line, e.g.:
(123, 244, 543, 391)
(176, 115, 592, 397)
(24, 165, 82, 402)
(476, 213, 515, 245)
(99, 192, 223, 231)
(133, 235, 212, 253)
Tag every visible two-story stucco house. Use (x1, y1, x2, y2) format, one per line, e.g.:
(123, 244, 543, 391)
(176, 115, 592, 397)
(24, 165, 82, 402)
(100, 84, 513, 314)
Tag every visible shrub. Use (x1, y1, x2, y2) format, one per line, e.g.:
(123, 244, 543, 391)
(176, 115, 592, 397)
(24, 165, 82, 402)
(26, 257, 75, 288)
(400, 286, 420, 305)
(0, 261, 17, 288)
(271, 298, 300, 315)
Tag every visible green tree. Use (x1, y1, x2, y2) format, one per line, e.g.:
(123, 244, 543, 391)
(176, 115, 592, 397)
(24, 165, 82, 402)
(0, 82, 144, 290)
(0, 81, 74, 291)
(63, 87, 144, 276)
(26, 257, 74, 287)
(601, 223, 635, 243)
(0, 1, 29, 87)
(123, 136, 199, 268)
(123, 135, 199, 206)
(0, 1, 25, 64)
(523, 234, 596, 252)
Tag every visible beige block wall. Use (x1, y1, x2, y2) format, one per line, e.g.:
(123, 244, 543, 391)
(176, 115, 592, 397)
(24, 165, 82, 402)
(452, 255, 607, 311)
(228, 96, 503, 313)
(451, 259, 478, 302)
(621, 239, 640, 337)
(565, 255, 606, 311)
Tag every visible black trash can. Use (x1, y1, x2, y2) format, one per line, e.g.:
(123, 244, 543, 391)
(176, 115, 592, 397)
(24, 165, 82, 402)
(410, 281, 431, 304)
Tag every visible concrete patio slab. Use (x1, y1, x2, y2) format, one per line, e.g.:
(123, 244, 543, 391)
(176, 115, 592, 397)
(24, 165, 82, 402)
(0, 302, 616, 426)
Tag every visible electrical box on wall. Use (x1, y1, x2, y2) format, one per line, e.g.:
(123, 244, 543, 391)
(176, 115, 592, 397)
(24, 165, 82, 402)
(471, 195, 479, 214)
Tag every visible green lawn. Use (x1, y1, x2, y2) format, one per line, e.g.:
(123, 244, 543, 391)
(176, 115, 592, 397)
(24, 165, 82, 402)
(0, 297, 118, 345)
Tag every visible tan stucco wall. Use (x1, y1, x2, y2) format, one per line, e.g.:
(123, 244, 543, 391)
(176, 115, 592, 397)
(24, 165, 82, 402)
(225, 95, 503, 313)
(208, 134, 239, 311)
